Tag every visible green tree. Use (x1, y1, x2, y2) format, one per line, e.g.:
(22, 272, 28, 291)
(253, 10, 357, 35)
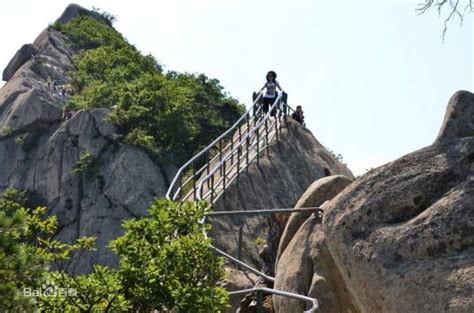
(0, 189, 227, 312)
(110, 199, 228, 312)
(0, 188, 95, 312)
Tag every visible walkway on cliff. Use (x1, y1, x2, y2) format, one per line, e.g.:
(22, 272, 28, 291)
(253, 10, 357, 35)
(166, 93, 320, 312)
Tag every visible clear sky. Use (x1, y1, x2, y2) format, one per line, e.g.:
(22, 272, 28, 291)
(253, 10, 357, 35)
(1, 0, 472, 175)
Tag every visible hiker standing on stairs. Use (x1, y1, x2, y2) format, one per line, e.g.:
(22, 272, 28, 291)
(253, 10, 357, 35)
(259, 71, 283, 116)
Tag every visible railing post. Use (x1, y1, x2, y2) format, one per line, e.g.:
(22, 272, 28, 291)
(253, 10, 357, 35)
(192, 162, 197, 201)
(210, 175, 215, 204)
(222, 159, 227, 196)
(246, 132, 250, 170)
(230, 137, 234, 166)
(256, 290, 263, 313)
(237, 225, 243, 262)
(275, 114, 279, 142)
(237, 146, 241, 185)
(206, 150, 210, 189)
(265, 119, 269, 156)
(256, 127, 260, 164)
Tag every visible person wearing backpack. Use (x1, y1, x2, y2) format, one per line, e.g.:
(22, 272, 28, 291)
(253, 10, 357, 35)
(259, 71, 283, 116)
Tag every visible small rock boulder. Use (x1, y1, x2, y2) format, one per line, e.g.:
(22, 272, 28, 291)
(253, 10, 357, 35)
(2, 44, 37, 81)
(55, 3, 111, 26)
(435, 90, 474, 144)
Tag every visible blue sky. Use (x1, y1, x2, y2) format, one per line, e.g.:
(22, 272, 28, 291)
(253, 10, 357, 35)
(1, 0, 472, 174)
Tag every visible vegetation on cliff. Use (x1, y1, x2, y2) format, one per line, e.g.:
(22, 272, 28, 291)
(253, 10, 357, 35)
(53, 14, 245, 164)
(0, 189, 228, 312)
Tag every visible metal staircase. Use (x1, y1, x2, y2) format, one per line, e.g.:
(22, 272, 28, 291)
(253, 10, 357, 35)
(166, 91, 290, 204)
(165, 91, 319, 312)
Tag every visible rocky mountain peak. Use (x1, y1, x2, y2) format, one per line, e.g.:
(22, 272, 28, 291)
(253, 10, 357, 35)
(55, 3, 112, 26)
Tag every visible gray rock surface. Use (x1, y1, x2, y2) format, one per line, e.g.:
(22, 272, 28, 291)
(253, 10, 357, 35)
(55, 3, 111, 26)
(223, 268, 259, 313)
(0, 9, 175, 273)
(273, 177, 357, 313)
(435, 90, 474, 144)
(322, 91, 474, 312)
(276, 175, 353, 263)
(208, 120, 354, 269)
(2, 44, 37, 81)
(274, 208, 359, 313)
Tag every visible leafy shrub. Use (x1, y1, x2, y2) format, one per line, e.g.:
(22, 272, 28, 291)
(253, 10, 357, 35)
(0, 188, 96, 311)
(0, 189, 228, 312)
(53, 16, 127, 50)
(55, 15, 245, 165)
(110, 199, 228, 312)
(72, 151, 95, 174)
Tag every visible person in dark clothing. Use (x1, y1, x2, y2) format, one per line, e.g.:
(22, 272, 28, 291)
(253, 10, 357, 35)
(292, 105, 305, 125)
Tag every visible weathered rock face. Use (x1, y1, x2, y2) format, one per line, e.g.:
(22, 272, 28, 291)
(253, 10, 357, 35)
(2, 44, 38, 82)
(322, 91, 474, 312)
(208, 120, 354, 269)
(273, 176, 356, 313)
(435, 90, 474, 144)
(55, 3, 110, 26)
(0, 6, 175, 273)
(223, 268, 259, 312)
(276, 175, 353, 263)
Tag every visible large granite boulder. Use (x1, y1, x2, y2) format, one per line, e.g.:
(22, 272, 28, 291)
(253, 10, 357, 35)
(323, 90, 474, 312)
(276, 175, 353, 263)
(273, 176, 357, 313)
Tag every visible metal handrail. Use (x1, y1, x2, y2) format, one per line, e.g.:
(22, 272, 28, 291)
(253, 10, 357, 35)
(166, 91, 264, 201)
(210, 245, 275, 283)
(196, 93, 286, 203)
(229, 287, 319, 313)
(206, 207, 322, 217)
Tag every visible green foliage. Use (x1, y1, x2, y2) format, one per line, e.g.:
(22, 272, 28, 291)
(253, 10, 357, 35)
(254, 236, 267, 247)
(1, 189, 227, 312)
(0, 188, 96, 312)
(0, 126, 12, 136)
(109, 199, 228, 312)
(39, 265, 129, 312)
(53, 15, 127, 50)
(72, 151, 95, 174)
(14, 134, 25, 146)
(92, 7, 117, 26)
(55, 15, 245, 164)
(326, 148, 345, 164)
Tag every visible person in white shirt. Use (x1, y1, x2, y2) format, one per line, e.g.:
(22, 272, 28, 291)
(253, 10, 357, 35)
(259, 71, 283, 116)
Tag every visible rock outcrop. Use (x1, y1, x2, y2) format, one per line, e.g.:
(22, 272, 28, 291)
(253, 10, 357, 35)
(273, 176, 356, 313)
(54, 3, 111, 26)
(274, 90, 474, 313)
(435, 90, 474, 144)
(324, 132, 474, 312)
(0, 5, 175, 273)
(208, 120, 354, 269)
(2, 44, 38, 82)
(276, 175, 353, 262)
